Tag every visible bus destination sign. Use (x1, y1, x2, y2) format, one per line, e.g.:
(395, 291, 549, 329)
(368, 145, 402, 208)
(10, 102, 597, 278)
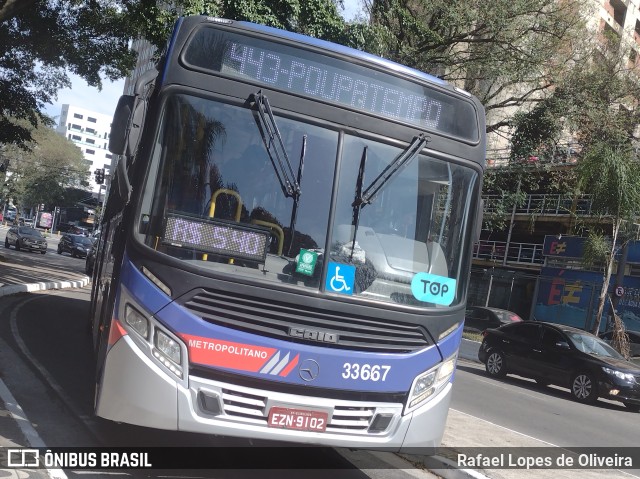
(182, 28, 479, 141)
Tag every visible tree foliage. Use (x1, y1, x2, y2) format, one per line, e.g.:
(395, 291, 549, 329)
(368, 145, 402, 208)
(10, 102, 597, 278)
(0, 0, 136, 148)
(1, 0, 385, 152)
(0, 119, 89, 211)
(578, 142, 640, 334)
(366, 0, 589, 132)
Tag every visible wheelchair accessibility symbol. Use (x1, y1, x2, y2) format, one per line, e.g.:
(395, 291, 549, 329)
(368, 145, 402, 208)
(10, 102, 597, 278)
(326, 262, 355, 295)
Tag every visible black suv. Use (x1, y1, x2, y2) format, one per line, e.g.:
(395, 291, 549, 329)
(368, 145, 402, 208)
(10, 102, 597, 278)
(57, 233, 94, 258)
(4, 226, 47, 253)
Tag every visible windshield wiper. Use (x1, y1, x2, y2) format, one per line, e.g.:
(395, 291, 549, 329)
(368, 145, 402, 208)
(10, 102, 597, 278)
(250, 91, 307, 257)
(251, 91, 300, 199)
(349, 134, 429, 261)
(287, 135, 306, 256)
(353, 134, 429, 209)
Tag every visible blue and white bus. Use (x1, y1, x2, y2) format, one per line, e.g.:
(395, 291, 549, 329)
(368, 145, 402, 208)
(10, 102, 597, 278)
(89, 15, 485, 451)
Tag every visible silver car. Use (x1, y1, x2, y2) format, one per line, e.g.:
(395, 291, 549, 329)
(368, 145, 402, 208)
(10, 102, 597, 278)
(4, 226, 48, 254)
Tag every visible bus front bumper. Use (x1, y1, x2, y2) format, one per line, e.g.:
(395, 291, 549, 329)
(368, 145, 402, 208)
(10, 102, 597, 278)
(97, 334, 452, 451)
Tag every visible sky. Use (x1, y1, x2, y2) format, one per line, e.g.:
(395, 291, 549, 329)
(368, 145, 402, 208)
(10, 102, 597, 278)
(44, 72, 126, 122)
(43, 2, 364, 123)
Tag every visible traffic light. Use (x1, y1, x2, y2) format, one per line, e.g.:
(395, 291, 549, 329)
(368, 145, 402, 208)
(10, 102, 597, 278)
(94, 168, 105, 185)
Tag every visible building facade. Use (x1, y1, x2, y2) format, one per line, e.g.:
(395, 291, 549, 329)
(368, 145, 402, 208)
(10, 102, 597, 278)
(55, 104, 114, 194)
(472, 0, 640, 334)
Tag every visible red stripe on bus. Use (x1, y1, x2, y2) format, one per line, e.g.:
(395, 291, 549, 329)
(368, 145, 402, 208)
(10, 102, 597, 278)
(279, 353, 299, 377)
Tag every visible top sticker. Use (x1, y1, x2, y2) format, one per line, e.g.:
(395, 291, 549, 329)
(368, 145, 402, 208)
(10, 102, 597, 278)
(410, 273, 456, 306)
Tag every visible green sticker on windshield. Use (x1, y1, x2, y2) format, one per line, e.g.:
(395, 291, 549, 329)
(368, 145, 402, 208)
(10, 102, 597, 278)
(296, 249, 318, 276)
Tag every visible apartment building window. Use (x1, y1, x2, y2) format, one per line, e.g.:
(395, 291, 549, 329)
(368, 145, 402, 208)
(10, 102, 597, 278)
(610, 0, 627, 27)
(71, 123, 82, 131)
(86, 149, 95, 155)
(86, 138, 95, 145)
(73, 113, 83, 119)
(86, 127, 96, 135)
(105, 153, 113, 160)
(88, 117, 97, 123)
(72, 135, 81, 141)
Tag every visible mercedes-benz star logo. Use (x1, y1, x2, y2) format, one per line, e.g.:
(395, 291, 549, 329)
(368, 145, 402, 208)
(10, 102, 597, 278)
(298, 359, 320, 382)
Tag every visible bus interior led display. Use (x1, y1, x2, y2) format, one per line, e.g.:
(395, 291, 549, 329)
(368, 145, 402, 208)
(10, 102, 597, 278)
(163, 213, 271, 262)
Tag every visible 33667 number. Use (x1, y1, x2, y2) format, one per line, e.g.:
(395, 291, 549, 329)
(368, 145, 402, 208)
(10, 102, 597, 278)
(342, 363, 391, 381)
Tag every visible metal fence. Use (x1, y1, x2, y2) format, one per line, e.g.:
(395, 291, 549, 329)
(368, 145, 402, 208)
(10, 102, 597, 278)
(483, 193, 595, 216)
(473, 240, 544, 265)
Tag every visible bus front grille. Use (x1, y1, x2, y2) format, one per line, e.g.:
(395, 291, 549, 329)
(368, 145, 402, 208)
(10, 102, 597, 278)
(182, 288, 431, 353)
(220, 388, 376, 432)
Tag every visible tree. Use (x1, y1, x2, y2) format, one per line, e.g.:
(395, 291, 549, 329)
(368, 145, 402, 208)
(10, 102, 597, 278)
(0, 0, 136, 149)
(1, 0, 378, 152)
(367, 0, 590, 133)
(122, 0, 382, 55)
(1, 119, 89, 210)
(578, 143, 640, 335)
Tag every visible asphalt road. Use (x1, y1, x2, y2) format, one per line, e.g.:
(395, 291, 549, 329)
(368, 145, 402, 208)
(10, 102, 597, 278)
(451, 359, 640, 449)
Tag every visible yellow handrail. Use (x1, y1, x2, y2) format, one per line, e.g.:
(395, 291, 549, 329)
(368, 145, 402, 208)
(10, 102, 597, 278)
(208, 188, 242, 221)
(251, 219, 284, 256)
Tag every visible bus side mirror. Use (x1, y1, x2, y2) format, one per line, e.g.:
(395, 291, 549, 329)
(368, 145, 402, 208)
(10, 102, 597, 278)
(109, 95, 135, 155)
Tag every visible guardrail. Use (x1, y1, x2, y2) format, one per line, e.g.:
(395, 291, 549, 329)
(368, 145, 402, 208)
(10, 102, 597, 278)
(483, 193, 595, 216)
(473, 240, 544, 265)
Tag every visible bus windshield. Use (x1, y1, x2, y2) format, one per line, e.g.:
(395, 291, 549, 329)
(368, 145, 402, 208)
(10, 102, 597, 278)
(137, 93, 478, 309)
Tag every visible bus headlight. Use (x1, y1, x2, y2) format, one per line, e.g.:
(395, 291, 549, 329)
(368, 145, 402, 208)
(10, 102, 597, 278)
(124, 304, 149, 339)
(118, 286, 186, 382)
(405, 354, 457, 414)
(155, 330, 182, 364)
(153, 330, 183, 379)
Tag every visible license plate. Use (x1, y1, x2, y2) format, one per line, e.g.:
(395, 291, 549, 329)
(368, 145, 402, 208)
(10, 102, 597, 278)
(268, 407, 328, 432)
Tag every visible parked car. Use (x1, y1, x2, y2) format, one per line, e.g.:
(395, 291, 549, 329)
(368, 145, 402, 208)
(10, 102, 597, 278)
(464, 306, 523, 333)
(479, 321, 640, 410)
(5, 209, 17, 222)
(600, 330, 640, 358)
(57, 233, 94, 258)
(4, 226, 47, 254)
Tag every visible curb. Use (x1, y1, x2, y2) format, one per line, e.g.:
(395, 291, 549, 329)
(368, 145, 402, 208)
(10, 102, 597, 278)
(0, 277, 90, 298)
(407, 454, 490, 479)
(459, 338, 481, 363)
